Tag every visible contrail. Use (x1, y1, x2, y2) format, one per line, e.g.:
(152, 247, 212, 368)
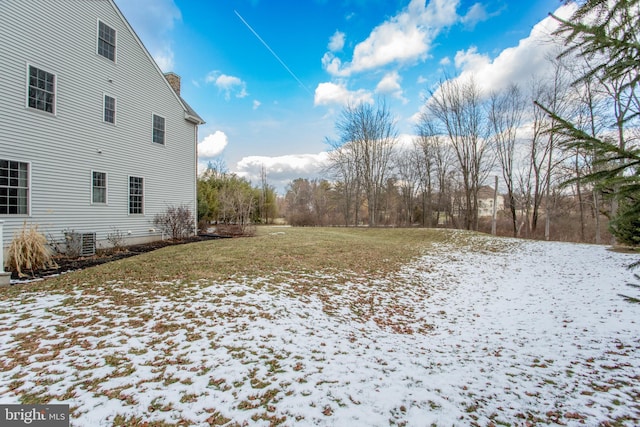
(234, 10, 313, 96)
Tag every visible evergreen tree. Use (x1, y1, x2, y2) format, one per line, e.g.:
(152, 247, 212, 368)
(538, 0, 640, 246)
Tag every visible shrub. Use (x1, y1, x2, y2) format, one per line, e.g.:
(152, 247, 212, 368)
(7, 223, 57, 277)
(198, 219, 211, 234)
(106, 227, 126, 253)
(153, 205, 195, 240)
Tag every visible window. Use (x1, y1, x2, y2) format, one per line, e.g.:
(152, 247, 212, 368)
(98, 20, 116, 61)
(129, 176, 143, 214)
(27, 66, 55, 114)
(152, 114, 165, 145)
(104, 95, 116, 124)
(92, 171, 107, 204)
(0, 160, 29, 215)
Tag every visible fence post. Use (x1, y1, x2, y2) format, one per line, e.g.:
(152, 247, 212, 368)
(491, 175, 498, 235)
(0, 221, 10, 286)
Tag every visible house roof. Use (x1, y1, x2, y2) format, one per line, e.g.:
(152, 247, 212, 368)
(477, 186, 497, 199)
(108, 0, 204, 125)
(180, 97, 205, 125)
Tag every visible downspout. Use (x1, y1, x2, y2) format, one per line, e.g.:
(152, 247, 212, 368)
(194, 125, 199, 236)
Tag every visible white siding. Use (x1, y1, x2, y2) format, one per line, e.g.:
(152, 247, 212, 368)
(0, 0, 199, 254)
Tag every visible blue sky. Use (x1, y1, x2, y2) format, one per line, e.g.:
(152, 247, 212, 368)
(114, 0, 572, 193)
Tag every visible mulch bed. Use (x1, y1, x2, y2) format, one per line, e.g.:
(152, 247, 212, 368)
(11, 233, 227, 281)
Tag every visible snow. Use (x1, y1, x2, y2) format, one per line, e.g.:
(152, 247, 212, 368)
(0, 234, 639, 426)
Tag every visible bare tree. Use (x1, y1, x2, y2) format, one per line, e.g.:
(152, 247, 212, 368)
(562, 58, 609, 242)
(413, 123, 435, 227)
(394, 146, 422, 225)
(311, 179, 332, 226)
(521, 61, 570, 240)
(427, 76, 492, 230)
(518, 77, 551, 237)
(330, 99, 397, 226)
(284, 178, 314, 226)
(414, 116, 455, 227)
(326, 144, 361, 226)
(543, 58, 572, 241)
(259, 164, 268, 223)
(488, 84, 525, 236)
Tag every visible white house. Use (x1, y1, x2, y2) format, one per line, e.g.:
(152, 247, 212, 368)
(0, 0, 204, 258)
(477, 186, 504, 218)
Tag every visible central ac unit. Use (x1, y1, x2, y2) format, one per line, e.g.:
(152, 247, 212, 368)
(65, 232, 96, 257)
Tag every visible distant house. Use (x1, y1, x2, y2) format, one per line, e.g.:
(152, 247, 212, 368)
(447, 186, 504, 224)
(477, 186, 504, 218)
(0, 0, 204, 258)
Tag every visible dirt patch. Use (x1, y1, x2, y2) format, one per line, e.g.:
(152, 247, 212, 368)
(10, 234, 227, 281)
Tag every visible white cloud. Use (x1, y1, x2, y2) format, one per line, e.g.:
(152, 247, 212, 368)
(328, 30, 345, 52)
(153, 47, 175, 72)
(324, 0, 459, 76)
(235, 152, 331, 193)
(434, 3, 577, 97)
(375, 71, 407, 103)
(321, 53, 344, 77)
(206, 72, 248, 100)
(461, 3, 489, 29)
(198, 131, 228, 159)
(114, 0, 181, 71)
(253, 100, 261, 110)
(454, 46, 489, 71)
(314, 81, 373, 107)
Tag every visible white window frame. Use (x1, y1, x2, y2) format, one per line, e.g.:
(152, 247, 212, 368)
(97, 19, 117, 62)
(128, 176, 144, 215)
(91, 171, 108, 205)
(26, 63, 56, 115)
(103, 93, 116, 125)
(0, 159, 31, 216)
(152, 113, 166, 145)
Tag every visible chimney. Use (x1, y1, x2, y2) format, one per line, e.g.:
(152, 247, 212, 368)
(164, 72, 181, 96)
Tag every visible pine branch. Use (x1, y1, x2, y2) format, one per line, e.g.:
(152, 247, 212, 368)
(550, 0, 640, 87)
(618, 293, 640, 303)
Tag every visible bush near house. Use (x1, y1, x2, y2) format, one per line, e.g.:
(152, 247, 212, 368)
(6, 223, 57, 277)
(153, 205, 195, 240)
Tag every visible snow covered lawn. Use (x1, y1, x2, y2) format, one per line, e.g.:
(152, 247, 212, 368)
(0, 233, 639, 426)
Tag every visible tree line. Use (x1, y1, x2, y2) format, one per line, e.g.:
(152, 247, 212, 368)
(280, 61, 611, 242)
(200, 1, 638, 246)
(279, 0, 638, 245)
(197, 163, 277, 234)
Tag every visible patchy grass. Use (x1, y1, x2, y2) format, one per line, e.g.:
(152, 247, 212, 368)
(0, 227, 637, 426)
(3, 227, 457, 294)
